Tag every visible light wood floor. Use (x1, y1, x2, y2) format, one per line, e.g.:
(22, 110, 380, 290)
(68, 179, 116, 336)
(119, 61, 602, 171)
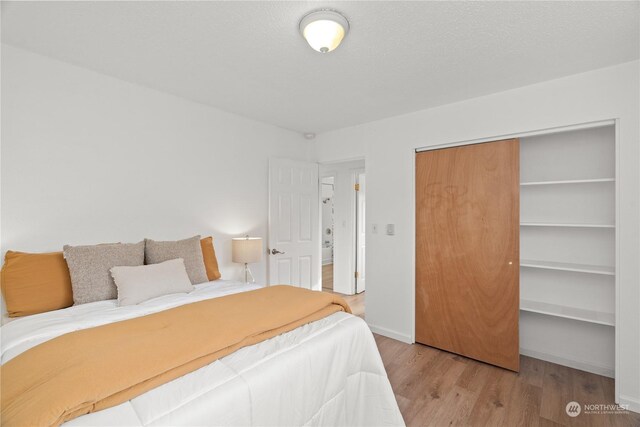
(322, 263, 333, 291)
(340, 291, 364, 318)
(323, 287, 365, 319)
(375, 334, 640, 426)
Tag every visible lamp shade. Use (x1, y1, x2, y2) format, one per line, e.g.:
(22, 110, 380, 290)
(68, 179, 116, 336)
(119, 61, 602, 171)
(232, 237, 262, 264)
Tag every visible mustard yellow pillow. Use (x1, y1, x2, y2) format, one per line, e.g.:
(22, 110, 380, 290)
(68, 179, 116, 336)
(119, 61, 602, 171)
(200, 237, 221, 281)
(1, 251, 74, 317)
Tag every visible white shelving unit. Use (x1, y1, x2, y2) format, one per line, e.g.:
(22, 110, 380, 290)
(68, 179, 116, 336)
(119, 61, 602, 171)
(519, 124, 616, 377)
(520, 299, 615, 327)
(521, 178, 615, 186)
(520, 222, 614, 228)
(520, 259, 614, 276)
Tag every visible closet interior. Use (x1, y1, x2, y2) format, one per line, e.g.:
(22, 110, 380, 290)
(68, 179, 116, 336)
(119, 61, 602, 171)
(415, 122, 616, 378)
(519, 124, 616, 377)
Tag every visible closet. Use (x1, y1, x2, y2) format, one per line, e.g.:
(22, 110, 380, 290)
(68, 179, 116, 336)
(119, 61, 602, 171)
(519, 125, 615, 377)
(415, 123, 616, 376)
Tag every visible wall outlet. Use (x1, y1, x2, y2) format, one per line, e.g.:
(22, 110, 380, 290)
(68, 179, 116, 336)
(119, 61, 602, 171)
(386, 224, 395, 236)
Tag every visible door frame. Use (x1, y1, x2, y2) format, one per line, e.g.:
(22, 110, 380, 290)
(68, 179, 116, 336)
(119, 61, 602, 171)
(355, 171, 366, 294)
(349, 170, 363, 294)
(410, 118, 620, 398)
(318, 158, 365, 295)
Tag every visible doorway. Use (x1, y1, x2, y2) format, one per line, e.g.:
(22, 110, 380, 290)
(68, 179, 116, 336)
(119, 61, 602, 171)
(321, 177, 335, 291)
(319, 160, 365, 318)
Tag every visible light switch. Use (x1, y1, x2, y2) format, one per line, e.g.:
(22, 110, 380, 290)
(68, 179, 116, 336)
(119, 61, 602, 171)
(372, 224, 378, 234)
(386, 224, 395, 236)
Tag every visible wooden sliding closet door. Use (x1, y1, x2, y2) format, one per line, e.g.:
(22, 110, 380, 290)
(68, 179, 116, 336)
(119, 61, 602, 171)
(415, 139, 520, 371)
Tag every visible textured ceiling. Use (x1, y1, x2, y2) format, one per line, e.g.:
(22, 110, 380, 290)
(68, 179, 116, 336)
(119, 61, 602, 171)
(2, 1, 638, 133)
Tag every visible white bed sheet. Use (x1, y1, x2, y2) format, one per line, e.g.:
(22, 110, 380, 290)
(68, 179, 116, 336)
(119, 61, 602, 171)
(1, 280, 404, 426)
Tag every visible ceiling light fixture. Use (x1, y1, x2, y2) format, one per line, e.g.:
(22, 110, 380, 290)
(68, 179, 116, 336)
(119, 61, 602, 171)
(299, 10, 349, 53)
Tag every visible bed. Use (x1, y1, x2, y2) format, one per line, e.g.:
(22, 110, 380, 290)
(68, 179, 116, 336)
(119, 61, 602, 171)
(1, 280, 404, 426)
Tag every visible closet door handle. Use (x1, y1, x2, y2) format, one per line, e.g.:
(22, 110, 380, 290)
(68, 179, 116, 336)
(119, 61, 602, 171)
(271, 249, 285, 255)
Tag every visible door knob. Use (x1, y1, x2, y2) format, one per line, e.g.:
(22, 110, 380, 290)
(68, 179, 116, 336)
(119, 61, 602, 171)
(271, 249, 285, 255)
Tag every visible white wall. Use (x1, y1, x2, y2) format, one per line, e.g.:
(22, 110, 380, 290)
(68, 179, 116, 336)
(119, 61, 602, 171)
(320, 160, 365, 295)
(314, 61, 640, 410)
(1, 45, 311, 288)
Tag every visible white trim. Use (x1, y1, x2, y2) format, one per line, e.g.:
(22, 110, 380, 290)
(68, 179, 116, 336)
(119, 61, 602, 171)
(348, 169, 361, 295)
(614, 118, 621, 402)
(520, 348, 614, 378)
(410, 149, 416, 344)
(318, 156, 365, 166)
(354, 170, 366, 294)
(367, 323, 413, 344)
(267, 159, 274, 287)
(414, 119, 616, 153)
(618, 395, 640, 414)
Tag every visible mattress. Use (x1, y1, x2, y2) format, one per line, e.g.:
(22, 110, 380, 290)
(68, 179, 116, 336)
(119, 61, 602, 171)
(1, 280, 404, 426)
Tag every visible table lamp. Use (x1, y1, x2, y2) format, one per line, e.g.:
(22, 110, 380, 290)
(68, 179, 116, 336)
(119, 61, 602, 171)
(232, 236, 263, 283)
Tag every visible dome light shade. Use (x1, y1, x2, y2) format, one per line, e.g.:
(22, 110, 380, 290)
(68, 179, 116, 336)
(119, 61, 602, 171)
(299, 10, 349, 53)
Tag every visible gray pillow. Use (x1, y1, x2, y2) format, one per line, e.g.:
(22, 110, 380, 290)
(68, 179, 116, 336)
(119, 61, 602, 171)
(144, 235, 208, 285)
(63, 241, 145, 305)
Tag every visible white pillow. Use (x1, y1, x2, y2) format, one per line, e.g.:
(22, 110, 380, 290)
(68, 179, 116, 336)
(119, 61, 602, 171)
(110, 258, 194, 306)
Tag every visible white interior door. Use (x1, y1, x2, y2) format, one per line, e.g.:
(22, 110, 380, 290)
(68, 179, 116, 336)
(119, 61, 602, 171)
(268, 158, 319, 289)
(356, 173, 366, 293)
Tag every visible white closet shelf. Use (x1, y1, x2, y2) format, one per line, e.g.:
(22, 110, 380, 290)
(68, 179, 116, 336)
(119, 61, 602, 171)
(520, 259, 614, 275)
(520, 178, 615, 186)
(520, 299, 615, 327)
(520, 222, 615, 228)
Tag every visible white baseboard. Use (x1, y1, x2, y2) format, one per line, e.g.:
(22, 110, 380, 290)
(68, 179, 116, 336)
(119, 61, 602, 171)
(520, 347, 614, 378)
(619, 395, 640, 414)
(367, 323, 413, 344)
